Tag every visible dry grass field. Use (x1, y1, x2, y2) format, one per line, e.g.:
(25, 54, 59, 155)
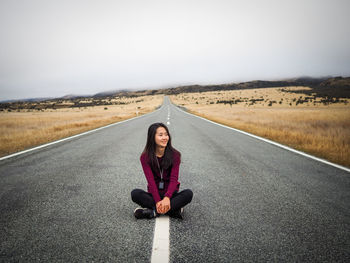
(0, 95, 163, 157)
(170, 87, 350, 167)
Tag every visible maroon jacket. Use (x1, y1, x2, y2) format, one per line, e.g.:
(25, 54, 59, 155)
(140, 151, 181, 203)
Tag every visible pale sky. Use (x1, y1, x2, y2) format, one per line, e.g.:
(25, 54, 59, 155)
(0, 0, 349, 101)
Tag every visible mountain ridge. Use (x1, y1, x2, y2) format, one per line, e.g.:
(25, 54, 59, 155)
(1, 76, 349, 103)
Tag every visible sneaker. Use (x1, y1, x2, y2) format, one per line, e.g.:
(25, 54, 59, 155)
(169, 207, 184, 219)
(134, 207, 156, 219)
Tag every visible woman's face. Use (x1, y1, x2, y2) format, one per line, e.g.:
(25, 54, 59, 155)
(155, 127, 169, 148)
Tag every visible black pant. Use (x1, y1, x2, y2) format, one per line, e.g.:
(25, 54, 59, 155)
(131, 188, 193, 215)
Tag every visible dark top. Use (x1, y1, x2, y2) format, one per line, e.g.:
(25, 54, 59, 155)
(140, 151, 181, 203)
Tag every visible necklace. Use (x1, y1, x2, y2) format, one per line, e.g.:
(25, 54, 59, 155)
(156, 157, 164, 190)
(156, 157, 163, 180)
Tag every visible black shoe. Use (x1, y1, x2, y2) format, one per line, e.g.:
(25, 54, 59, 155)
(169, 207, 184, 219)
(134, 207, 156, 219)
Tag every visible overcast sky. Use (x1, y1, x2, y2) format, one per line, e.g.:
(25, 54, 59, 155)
(0, 0, 349, 101)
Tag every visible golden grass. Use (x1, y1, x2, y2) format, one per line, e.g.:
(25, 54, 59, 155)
(0, 95, 163, 157)
(170, 88, 350, 167)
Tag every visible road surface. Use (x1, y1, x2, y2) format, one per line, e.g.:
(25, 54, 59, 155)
(1, 96, 349, 262)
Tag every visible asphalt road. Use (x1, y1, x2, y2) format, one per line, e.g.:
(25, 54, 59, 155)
(1, 96, 349, 262)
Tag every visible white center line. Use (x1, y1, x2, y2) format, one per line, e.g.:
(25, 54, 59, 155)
(151, 216, 170, 263)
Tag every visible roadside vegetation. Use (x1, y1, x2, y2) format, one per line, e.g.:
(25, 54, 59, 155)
(170, 87, 350, 167)
(0, 95, 163, 157)
(1, 76, 349, 167)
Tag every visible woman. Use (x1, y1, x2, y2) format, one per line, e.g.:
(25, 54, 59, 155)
(131, 122, 193, 219)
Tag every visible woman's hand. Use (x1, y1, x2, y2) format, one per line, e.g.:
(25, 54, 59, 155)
(156, 201, 163, 214)
(156, 197, 171, 214)
(162, 197, 171, 213)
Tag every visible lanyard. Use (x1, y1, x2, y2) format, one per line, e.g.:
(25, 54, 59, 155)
(156, 157, 163, 180)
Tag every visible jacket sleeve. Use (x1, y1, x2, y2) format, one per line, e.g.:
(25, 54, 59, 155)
(140, 154, 161, 203)
(165, 152, 180, 199)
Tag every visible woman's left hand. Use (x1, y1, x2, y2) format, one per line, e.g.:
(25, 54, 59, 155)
(162, 197, 171, 213)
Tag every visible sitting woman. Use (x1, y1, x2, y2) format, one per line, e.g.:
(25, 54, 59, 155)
(131, 122, 193, 219)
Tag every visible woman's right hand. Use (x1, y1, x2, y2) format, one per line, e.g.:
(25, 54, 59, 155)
(156, 201, 163, 214)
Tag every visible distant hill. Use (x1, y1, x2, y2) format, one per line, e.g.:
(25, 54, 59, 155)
(283, 76, 350, 98)
(60, 94, 93, 100)
(1, 76, 349, 103)
(140, 76, 350, 98)
(0, 97, 54, 103)
(93, 89, 133, 97)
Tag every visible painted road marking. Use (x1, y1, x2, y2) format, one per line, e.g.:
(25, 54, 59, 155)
(167, 107, 170, 125)
(151, 101, 171, 262)
(0, 104, 165, 162)
(172, 103, 350, 173)
(151, 216, 170, 263)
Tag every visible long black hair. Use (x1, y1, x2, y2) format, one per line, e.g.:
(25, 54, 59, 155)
(142, 122, 180, 171)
